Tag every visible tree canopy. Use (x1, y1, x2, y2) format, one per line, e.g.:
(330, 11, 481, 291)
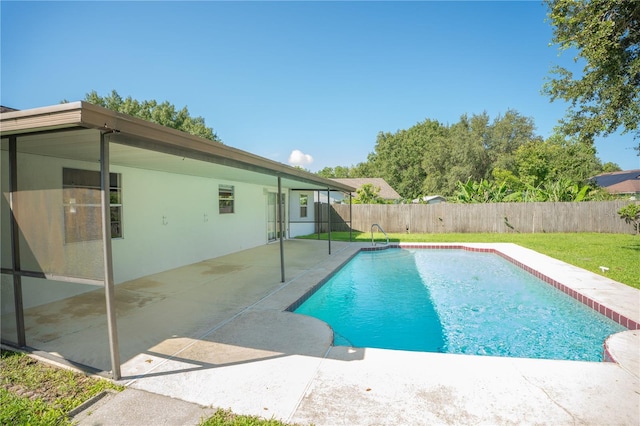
(353, 183, 385, 204)
(543, 0, 640, 152)
(82, 90, 220, 142)
(317, 109, 615, 201)
(316, 165, 352, 178)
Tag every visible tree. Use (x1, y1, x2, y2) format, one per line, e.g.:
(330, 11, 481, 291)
(316, 167, 337, 178)
(492, 167, 523, 192)
(601, 162, 622, 173)
(353, 183, 385, 204)
(514, 141, 558, 188)
(617, 203, 640, 235)
(513, 134, 602, 187)
(83, 90, 220, 142)
(543, 0, 640, 152)
(422, 111, 539, 196)
(484, 110, 542, 171)
(423, 115, 489, 195)
(546, 136, 602, 182)
(372, 119, 447, 199)
(349, 161, 377, 178)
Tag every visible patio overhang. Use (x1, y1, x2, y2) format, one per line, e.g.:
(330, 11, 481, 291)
(0, 102, 355, 193)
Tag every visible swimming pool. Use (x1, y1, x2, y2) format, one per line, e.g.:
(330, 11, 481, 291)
(293, 248, 626, 361)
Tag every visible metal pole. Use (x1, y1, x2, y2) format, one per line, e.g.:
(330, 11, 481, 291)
(278, 177, 285, 283)
(316, 190, 321, 240)
(349, 192, 353, 242)
(8, 136, 26, 347)
(327, 189, 331, 255)
(100, 132, 121, 380)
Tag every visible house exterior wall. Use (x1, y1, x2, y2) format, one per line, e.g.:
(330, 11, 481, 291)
(289, 190, 315, 237)
(1, 149, 283, 311)
(1, 150, 106, 311)
(111, 164, 272, 283)
(13, 152, 105, 277)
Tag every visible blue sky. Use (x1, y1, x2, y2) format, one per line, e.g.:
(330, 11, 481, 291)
(2, 1, 638, 171)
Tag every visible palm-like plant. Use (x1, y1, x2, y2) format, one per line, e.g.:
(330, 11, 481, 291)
(618, 204, 640, 235)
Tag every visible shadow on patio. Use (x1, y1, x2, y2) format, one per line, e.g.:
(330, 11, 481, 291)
(18, 239, 365, 379)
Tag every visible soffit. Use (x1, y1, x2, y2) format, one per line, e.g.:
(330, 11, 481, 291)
(4, 128, 344, 191)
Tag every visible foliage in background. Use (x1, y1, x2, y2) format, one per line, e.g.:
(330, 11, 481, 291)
(601, 162, 623, 173)
(617, 203, 640, 234)
(299, 232, 640, 289)
(452, 177, 608, 203)
(453, 179, 511, 203)
(353, 183, 386, 204)
(315, 110, 614, 200)
(543, 0, 640, 153)
(80, 90, 221, 142)
(511, 134, 602, 187)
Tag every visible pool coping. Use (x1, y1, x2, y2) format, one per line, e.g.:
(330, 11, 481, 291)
(288, 242, 639, 375)
(81, 240, 638, 425)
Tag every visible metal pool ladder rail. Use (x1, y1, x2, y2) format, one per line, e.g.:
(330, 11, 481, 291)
(371, 223, 389, 246)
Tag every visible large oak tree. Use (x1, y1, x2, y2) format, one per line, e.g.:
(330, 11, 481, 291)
(543, 0, 640, 152)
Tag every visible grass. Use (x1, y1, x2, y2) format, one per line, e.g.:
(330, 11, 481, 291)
(0, 349, 124, 425)
(1, 350, 297, 426)
(299, 232, 640, 289)
(200, 409, 293, 426)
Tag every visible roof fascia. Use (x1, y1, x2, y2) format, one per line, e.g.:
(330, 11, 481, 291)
(0, 102, 84, 134)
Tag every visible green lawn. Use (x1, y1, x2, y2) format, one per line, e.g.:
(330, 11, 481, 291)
(200, 409, 293, 426)
(0, 350, 295, 426)
(299, 232, 640, 289)
(0, 350, 124, 426)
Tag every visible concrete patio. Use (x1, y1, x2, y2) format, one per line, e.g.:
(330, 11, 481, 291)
(16, 239, 640, 424)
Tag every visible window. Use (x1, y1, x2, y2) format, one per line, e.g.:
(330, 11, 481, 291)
(63, 168, 122, 243)
(219, 184, 234, 214)
(299, 194, 308, 218)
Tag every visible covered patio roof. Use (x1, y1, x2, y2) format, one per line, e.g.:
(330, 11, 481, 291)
(0, 101, 355, 193)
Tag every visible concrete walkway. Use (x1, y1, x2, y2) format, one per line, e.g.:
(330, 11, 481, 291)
(30, 240, 640, 425)
(75, 346, 639, 425)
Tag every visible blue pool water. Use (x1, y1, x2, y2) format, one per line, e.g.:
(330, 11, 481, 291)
(294, 249, 626, 361)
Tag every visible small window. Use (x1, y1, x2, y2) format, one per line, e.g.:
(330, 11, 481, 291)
(63, 168, 123, 243)
(219, 184, 234, 214)
(299, 194, 308, 218)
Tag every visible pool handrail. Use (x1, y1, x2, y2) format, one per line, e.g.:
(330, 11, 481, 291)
(371, 223, 389, 246)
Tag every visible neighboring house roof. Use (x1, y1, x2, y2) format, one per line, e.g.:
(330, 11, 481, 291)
(606, 180, 640, 194)
(0, 102, 355, 194)
(412, 195, 447, 204)
(0, 106, 18, 113)
(331, 178, 401, 200)
(590, 169, 640, 194)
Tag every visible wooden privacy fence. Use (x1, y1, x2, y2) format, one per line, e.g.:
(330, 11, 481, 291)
(318, 200, 639, 234)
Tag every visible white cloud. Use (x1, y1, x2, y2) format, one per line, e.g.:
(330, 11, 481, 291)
(288, 149, 314, 167)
